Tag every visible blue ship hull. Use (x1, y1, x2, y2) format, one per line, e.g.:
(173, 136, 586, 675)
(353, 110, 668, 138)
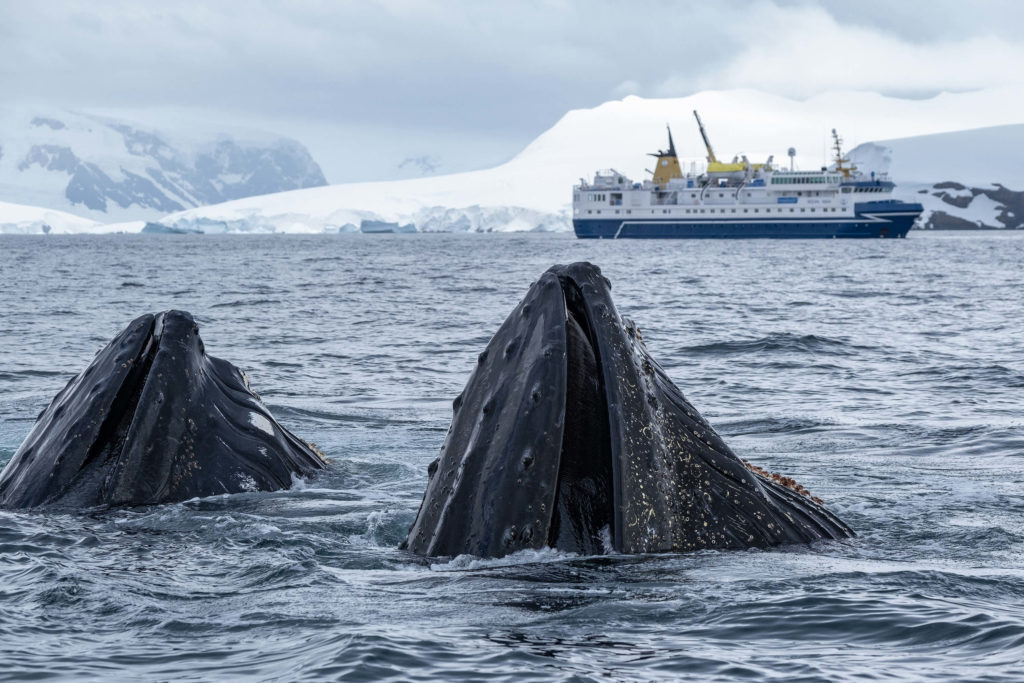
(573, 200, 922, 239)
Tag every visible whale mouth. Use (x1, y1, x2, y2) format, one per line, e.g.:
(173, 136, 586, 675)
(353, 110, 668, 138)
(0, 309, 326, 509)
(81, 314, 165, 474)
(547, 277, 615, 554)
(404, 262, 854, 560)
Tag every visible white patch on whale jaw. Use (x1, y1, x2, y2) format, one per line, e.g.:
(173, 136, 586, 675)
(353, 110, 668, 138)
(248, 411, 275, 436)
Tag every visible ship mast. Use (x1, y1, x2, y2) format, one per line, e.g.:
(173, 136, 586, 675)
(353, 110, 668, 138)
(693, 110, 718, 164)
(831, 128, 857, 179)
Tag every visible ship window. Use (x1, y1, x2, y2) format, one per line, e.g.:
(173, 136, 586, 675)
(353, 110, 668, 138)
(691, 193, 696, 198)
(718, 193, 724, 198)
(797, 192, 802, 196)
(790, 208, 794, 213)
(732, 209, 736, 213)
(811, 208, 815, 212)
(754, 208, 759, 213)
(743, 209, 748, 213)
(800, 208, 805, 212)
(700, 209, 705, 213)
(842, 187, 851, 194)
(615, 210, 620, 214)
(746, 192, 751, 197)
(587, 210, 592, 214)
(626, 210, 631, 214)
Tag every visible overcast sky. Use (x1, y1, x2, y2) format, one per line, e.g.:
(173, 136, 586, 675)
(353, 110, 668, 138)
(4, 0, 1024, 182)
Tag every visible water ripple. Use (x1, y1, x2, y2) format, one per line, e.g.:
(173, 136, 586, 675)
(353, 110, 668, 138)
(0, 232, 1023, 680)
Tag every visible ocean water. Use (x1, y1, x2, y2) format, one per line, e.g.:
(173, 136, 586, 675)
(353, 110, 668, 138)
(0, 231, 1022, 681)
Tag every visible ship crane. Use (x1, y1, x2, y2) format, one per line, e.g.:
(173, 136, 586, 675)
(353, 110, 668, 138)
(693, 111, 747, 174)
(693, 110, 718, 164)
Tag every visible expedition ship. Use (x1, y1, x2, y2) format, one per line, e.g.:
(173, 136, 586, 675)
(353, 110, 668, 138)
(572, 112, 922, 239)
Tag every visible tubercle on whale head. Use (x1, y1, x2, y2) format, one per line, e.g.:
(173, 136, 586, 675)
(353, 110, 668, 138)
(403, 261, 854, 559)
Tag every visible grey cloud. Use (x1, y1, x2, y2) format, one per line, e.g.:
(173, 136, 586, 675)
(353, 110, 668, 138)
(2, 0, 1021, 181)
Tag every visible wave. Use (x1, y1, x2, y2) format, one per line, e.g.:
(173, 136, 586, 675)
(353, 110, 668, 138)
(682, 333, 859, 356)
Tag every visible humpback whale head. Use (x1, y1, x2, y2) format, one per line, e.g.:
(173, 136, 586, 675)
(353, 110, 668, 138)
(0, 311, 325, 509)
(405, 262, 853, 558)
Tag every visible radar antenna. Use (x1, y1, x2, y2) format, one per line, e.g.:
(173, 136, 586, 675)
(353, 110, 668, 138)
(647, 124, 677, 158)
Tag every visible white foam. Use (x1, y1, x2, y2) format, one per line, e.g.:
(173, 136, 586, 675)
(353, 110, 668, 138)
(429, 546, 578, 572)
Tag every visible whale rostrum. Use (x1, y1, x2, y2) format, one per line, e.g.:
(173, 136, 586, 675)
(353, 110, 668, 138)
(404, 262, 854, 558)
(0, 310, 326, 509)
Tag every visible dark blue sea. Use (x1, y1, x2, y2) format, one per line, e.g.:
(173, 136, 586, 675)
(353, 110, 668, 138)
(1, 232, 1023, 681)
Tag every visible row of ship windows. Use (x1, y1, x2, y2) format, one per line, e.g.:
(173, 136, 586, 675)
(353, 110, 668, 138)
(579, 191, 830, 203)
(770, 176, 841, 185)
(584, 207, 845, 215)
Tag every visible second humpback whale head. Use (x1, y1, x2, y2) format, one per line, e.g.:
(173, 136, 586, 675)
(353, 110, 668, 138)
(0, 311, 325, 509)
(404, 262, 853, 558)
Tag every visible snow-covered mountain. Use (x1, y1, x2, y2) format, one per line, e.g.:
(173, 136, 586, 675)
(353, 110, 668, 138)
(140, 87, 1024, 234)
(6, 88, 1023, 234)
(0, 107, 327, 222)
(848, 125, 1024, 229)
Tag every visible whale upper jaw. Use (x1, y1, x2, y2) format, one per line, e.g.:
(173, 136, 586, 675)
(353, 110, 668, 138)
(0, 310, 325, 510)
(404, 262, 854, 559)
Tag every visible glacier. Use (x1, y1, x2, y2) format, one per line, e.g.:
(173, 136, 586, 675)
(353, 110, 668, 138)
(0, 199, 104, 234)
